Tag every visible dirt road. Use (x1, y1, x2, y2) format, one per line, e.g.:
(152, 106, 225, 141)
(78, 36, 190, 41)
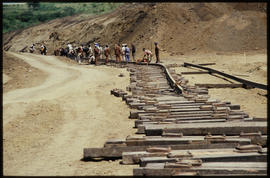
(3, 52, 137, 176)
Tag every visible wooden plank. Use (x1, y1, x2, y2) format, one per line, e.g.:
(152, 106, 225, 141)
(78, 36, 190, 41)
(167, 111, 214, 117)
(138, 117, 226, 124)
(122, 151, 169, 164)
(133, 109, 218, 119)
(83, 142, 247, 159)
(183, 62, 267, 90)
(140, 157, 177, 167)
(144, 121, 267, 136)
(150, 150, 265, 164)
(134, 162, 267, 176)
(181, 71, 210, 75)
(124, 136, 250, 146)
(195, 83, 243, 88)
(139, 152, 266, 167)
(122, 148, 266, 165)
(193, 162, 267, 175)
(198, 63, 216, 66)
(175, 119, 226, 123)
(228, 104, 241, 110)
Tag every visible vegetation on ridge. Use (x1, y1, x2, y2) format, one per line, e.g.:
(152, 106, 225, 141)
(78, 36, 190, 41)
(3, 2, 122, 33)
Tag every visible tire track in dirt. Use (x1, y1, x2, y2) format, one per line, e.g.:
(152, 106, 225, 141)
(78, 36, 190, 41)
(3, 53, 137, 176)
(3, 53, 81, 105)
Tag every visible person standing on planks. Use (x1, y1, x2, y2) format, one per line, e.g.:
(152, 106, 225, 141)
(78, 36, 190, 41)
(154, 42, 160, 63)
(131, 43, 136, 62)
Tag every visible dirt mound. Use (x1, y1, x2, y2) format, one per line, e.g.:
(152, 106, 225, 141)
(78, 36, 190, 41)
(3, 3, 266, 56)
(2, 51, 48, 93)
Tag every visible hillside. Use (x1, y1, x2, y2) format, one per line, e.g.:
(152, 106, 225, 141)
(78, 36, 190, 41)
(3, 2, 267, 57)
(3, 2, 122, 33)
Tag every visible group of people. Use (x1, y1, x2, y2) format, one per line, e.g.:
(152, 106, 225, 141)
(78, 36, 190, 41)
(31, 41, 161, 65)
(54, 43, 107, 65)
(114, 43, 134, 63)
(114, 42, 160, 64)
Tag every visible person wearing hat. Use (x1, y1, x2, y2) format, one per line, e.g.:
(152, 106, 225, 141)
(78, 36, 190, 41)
(154, 42, 160, 63)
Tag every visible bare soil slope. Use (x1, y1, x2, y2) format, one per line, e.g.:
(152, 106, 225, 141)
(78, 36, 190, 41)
(3, 3, 266, 57)
(3, 51, 48, 93)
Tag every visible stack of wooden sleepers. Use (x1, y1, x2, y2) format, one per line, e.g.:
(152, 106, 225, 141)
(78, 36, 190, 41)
(84, 63, 267, 176)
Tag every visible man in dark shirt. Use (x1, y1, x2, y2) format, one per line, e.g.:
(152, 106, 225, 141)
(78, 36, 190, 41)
(154, 42, 160, 63)
(131, 43, 136, 62)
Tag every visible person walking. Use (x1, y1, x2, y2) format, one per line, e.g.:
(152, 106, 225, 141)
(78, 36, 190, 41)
(154, 42, 160, 63)
(131, 43, 136, 62)
(125, 44, 130, 63)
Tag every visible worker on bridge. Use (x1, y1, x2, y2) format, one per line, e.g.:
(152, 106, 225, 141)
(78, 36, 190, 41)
(142, 48, 153, 63)
(154, 42, 160, 63)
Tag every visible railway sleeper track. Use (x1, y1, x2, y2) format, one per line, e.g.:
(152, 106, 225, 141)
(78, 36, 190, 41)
(83, 61, 267, 176)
